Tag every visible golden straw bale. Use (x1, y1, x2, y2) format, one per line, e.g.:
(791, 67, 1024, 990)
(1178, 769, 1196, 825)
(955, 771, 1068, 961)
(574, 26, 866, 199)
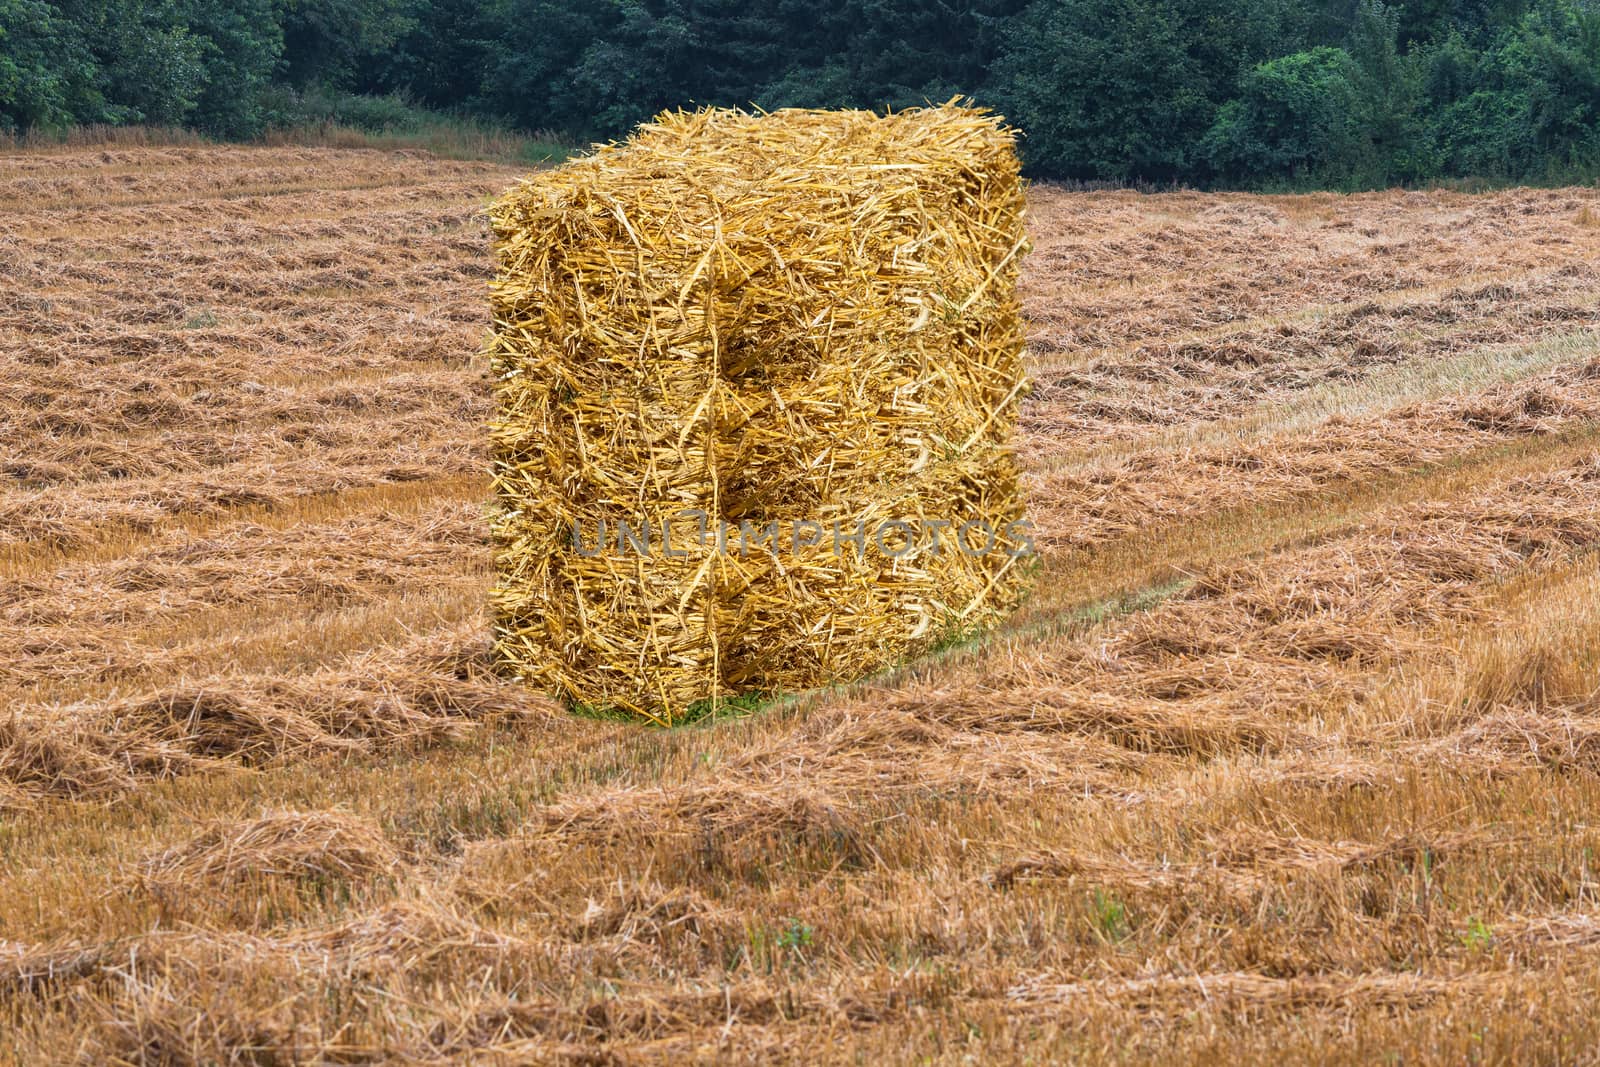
(487, 103, 1032, 721)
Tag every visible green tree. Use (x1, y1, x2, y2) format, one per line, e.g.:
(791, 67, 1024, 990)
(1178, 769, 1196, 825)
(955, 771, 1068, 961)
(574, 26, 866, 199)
(100, 2, 208, 125)
(275, 0, 414, 88)
(1203, 47, 1363, 181)
(1316, 0, 1537, 45)
(370, 0, 492, 109)
(1513, 0, 1600, 171)
(562, 1, 714, 137)
(1426, 0, 1600, 179)
(755, 0, 1025, 111)
(483, 0, 1023, 143)
(186, 0, 284, 136)
(0, 0, 96, 130)
(49, 0, 209, 125)
(1347, 0, 1435, 179)
(989, 0, 1307, 181)
(480, 0, 619, 136)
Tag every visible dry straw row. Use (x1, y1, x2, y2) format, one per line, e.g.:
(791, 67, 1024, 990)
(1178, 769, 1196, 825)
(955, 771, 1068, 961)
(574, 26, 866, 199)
(487, 102, 1032, 721)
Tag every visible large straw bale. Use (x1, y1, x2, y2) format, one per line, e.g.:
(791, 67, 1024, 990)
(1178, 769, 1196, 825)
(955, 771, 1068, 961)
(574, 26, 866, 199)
(488, 103, 1032, 722)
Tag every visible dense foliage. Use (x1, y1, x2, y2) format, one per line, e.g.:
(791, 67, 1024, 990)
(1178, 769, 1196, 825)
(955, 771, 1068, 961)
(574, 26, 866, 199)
(3, 0, 1598, 186)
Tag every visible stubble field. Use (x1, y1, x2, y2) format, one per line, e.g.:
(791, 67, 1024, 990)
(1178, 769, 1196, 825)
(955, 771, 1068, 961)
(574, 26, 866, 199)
(3, 142, 1600, 1063)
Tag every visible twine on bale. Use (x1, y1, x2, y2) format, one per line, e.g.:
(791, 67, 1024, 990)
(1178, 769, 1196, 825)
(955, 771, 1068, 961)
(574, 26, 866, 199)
(487, 102, 1034, 722)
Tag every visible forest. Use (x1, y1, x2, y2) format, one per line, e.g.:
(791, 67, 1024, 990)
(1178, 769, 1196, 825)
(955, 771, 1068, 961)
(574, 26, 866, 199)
(2, 0, 1598, 187)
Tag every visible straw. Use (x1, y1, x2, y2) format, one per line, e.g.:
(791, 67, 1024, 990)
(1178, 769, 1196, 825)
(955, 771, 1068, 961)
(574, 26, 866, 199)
(486, 103, 1033, 721)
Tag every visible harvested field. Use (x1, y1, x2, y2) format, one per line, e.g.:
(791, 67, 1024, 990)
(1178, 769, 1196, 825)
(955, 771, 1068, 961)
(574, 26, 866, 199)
(3, 144, 1600, 1063)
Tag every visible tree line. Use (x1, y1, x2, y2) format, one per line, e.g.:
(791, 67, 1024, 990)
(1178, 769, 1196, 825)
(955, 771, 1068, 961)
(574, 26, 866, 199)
(3, 0, 1597, 187)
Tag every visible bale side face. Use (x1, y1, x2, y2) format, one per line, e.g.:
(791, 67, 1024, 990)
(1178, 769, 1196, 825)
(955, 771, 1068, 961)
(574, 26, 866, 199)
(488, 104, 1031, 721)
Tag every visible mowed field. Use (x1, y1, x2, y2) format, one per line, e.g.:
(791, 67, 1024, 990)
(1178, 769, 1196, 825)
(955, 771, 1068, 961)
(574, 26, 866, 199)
(4, 144, 1600, 1063)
